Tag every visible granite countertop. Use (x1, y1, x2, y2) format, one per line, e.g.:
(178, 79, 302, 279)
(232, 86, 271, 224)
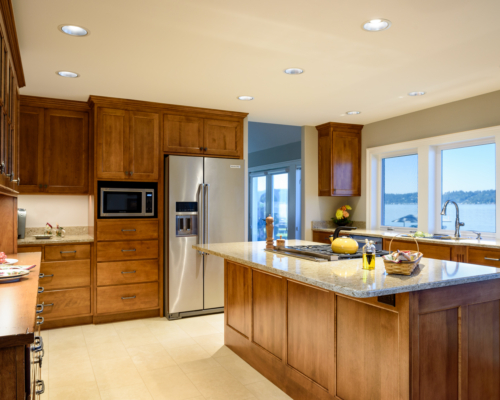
(18, 234, 94, 245)
(313, 227, 500, 249)
(193, 240, 500, 298)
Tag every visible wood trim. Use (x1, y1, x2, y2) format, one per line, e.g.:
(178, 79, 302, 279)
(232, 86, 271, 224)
(20, 95, 89, 111)
(315, 122, 363, 133)
(41, 315, 93, 330)
(88, 95, 248, 119)
(0, 0, 24, 87)
(92, 308, 159, 324)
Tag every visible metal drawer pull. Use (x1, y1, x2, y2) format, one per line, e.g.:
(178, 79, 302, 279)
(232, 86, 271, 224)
(36, 316, 44, 325)
(39, 273, 54, 278)
(122, 249, 136, 252)
(121, 271, 136, 274)
(121, 296, 136, 300)
(35, 380, 45, 395)
(44, 303, 54, 307)
(122, 229, 136, 232)
(60, 250, 77, 254)
(36, 304, 44, 314)
(32, 336, 44, 353)
(38, 287, 44, 294)
(485, 257, 500, 261)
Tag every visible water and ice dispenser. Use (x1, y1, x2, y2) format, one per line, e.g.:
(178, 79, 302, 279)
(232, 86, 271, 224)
(175, 202, 198, 237)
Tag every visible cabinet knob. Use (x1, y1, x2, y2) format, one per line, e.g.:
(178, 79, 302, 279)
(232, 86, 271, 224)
(39, 184, 42, 189)
(199, 147, 203, 151)
(11, 177, 20, 185)
(130, 171, 133, 176)
(204, 147, 207, 151)
(0, 162, 4, 173)
(125, 171, 129, 175)
(44, 184, 48, 188)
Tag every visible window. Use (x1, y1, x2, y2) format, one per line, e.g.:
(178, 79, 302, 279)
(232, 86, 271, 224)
(382, 154, 418, 228)
(440, 143, 496, 233)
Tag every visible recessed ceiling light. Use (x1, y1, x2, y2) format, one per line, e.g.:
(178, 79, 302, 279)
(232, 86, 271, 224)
(408, 91, 426, 96)
(238, 96, 253, 101)
(58, 25, 89, 37)
(284, 68, 304, 75)
(362, 19, 391, 32)
(346, 111, 361, 115)
(57, 71, 79, 78)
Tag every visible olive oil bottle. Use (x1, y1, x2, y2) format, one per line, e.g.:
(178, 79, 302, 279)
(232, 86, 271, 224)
(362, 239, 376, 270)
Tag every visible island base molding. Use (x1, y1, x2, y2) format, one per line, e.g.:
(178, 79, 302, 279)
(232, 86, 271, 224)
(224, 259, 500, 400)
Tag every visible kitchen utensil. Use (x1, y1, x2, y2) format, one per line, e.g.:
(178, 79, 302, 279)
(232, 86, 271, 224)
(328, 226, 359, 254)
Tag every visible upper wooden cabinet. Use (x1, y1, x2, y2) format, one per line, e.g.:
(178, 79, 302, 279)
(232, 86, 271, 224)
(163, 114, 203, 155)
(316, 122, 363, 197)
(18, 97, 90, 194)
(204, 119, 242, 158)
(96, 107, 159, 180)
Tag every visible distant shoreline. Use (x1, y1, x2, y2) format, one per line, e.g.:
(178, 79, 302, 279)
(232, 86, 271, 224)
(384, 190, 496, 205)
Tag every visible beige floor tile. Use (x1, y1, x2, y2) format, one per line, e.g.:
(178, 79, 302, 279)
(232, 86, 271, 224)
(215, 353, 266, 385)
(158, 332, 198, 350)
(84, 330, 121, 346)
(100, 382, 154, 400)
(141, 365, 202, 400)
(49, 365, 96, 389)
(50, 356, 93, 377)
(174, 319, 221, 337)
(92, 356, 144, 391)
(49, 384, 101, 400)
(200, 313, 225, 323)
(113, 319, 147, 331)
(177, 357, 221, 374)
(245, 380, 293, 399)
(166, 344, 211, 364)
(118, 326, 161, 348)
(49, 346, 89, 366)
(207, 320, 225, 333)
(82, 322, 118, 338)
(186, 366, 255, 399)
(49, 334, 87, 352)
(88, 341, 128, 362)
(127, 343, 177, 372)
(192, 333, 232, 357)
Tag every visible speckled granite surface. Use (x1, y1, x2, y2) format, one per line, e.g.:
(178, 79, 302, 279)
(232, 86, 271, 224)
(313, 228, 500, 249)
(193, 240, 500, 298)
(18, 226, 93, 245)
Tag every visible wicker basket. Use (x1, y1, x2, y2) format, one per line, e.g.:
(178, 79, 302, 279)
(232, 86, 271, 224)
(383, 235, 423, 276)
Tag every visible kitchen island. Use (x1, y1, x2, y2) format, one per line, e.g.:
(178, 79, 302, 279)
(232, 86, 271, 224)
(193, 240, 500, 400)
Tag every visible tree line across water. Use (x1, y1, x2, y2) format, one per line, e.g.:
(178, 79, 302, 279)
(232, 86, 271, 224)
(384, 190, 496, 204)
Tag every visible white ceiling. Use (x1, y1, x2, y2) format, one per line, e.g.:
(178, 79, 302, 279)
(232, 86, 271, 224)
(13, 0, 500, 126)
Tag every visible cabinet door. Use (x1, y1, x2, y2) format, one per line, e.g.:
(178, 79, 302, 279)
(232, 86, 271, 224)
(332, 131, 361, 196)
(163, 114, 203, 155)
(318, 129, 333, 196)
(43, 109, 89, 194)
(97, 108, 129, 179)
(203, 119, 242, 158)
(18, 106, 44, 193)
(129, 111, 159, 180)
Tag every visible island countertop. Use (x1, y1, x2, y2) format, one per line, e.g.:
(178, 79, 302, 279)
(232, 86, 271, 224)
(193, 240, 500, 298)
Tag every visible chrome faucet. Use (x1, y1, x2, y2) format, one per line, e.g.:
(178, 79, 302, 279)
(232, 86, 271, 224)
(441, 200, 465, 238)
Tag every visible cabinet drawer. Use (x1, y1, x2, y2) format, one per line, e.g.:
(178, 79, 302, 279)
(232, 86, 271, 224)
(97, 240, 158, 262)
(97, 220, 159, 241)
(312, 231, 332, 244)
(44, 244, 91, 261)
(468, 247, 500, 267)
(17, 246, 43, 254)
(97, 282, 159, 314)
(39, 260, 91, 290)
(38, 287, 91, 319)
(97, 260, 159, 286)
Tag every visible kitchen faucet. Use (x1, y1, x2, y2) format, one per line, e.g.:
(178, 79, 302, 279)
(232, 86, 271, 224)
(441, 200, 465, 238)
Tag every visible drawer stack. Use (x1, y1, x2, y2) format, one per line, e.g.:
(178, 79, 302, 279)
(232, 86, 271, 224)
(96, 220, 160, 316)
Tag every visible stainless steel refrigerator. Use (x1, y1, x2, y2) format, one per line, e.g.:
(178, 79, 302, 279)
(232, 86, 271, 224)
(165, 155, 245, 319)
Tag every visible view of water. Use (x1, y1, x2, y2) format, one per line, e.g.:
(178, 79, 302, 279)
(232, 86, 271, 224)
(383, 204, 496, 233)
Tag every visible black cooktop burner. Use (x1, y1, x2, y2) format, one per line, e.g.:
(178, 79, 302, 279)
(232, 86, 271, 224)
(282, 245, 389, 261)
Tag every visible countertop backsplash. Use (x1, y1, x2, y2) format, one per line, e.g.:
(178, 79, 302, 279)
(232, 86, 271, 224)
(312, 220, 366, 230)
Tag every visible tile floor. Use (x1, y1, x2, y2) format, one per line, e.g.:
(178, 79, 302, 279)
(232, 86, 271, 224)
(39, 313, 292, 400)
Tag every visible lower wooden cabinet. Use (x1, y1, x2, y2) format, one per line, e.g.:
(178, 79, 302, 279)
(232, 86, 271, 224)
(97, 259, 158, 286)
(38, 287, 91, 319)
(96, 282, 159, 314)
(39, 260, 90, 290)
(383, 239, 453, 260)
(44, 243, 91, 262)
(96, 240, 159, 262)
(467, 247, 500, 267)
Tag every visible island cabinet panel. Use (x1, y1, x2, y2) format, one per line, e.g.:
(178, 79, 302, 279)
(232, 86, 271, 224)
(226, 261, 251, 337)
(163, 114, 204, 155)
(418, 309, 459, 400)
(287, 281, 331, 390)
(336, 296, 400, 400)
(383, 239, 452, 261)
(252, 270, 284, 360)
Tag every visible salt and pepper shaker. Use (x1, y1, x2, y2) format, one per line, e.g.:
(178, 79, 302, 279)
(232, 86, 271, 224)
(276, 235, 285, 247)
(266, 214, 274, 249)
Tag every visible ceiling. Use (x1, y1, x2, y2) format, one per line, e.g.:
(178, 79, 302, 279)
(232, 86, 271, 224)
(13, 0, 500, 126)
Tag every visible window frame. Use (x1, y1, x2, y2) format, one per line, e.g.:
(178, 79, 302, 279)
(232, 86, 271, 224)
(366, 125, 500, 239)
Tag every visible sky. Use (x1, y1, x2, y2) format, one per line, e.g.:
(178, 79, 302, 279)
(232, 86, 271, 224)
(384, 144, 496, 194)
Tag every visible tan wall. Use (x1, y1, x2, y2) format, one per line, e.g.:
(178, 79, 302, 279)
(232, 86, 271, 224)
(355, 89, 500, 222)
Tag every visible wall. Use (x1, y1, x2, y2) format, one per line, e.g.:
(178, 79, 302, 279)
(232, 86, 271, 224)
(356, 89, 500, 222)
(249, 141, 301, 168)
(244, 117, 249, 241)
(248, 122, 301, 153)
(17, 195, 89, 227)
(300, 126, 357, 241)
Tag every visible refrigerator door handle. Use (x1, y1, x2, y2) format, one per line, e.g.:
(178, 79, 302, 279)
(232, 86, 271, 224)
(198, 183, 205, 254)
(205, 184, 210, 248)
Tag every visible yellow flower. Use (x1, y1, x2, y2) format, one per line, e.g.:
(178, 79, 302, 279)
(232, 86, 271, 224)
(336, 209, 343, 219)
(345, 205, 352, 210)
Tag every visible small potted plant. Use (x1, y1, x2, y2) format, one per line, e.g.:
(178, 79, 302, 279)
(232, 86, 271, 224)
(332, 205, 353, 226)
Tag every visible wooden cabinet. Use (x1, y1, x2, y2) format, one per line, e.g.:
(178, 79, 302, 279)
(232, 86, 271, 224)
(97, 107, 159, 180)
(97, 219, 159, 241)
(18, 97, 90, 194)
(468, 247, 500, 267)
(163, 114, 243, 158)
(316, 122, 362, 197)
(97, 282, 159, 314)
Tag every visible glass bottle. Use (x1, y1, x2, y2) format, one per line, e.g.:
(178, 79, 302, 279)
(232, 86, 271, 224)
(362, 239, 376, 270)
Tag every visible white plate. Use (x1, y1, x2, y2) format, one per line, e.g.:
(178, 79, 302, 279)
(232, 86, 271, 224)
(0, 276, 23, 283)
(0, 269, 30, 279)
(1, 258, 18, 265)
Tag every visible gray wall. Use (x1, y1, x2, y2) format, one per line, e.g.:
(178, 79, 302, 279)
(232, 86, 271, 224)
(249, 141, 301, 168)
(353, 89, 500, 221)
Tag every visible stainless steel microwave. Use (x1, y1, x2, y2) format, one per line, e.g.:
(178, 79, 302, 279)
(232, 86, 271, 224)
(100, 188, 155, 217)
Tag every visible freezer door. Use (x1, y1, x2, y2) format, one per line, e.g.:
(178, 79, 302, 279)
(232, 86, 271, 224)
(204, 158, 245, 309)
(166, 156, 204, 314)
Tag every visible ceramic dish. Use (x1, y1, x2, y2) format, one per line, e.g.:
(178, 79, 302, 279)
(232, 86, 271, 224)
(0, 269, 30, 279)
(33, 235, 52, 240)
(0, 265, 35, 271)
(0, 276, 24, 283)
(1, 258, 18, 265)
